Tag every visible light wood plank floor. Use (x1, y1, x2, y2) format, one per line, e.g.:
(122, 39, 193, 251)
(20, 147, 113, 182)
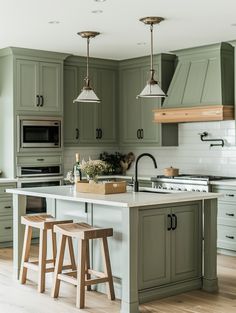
(1, 247, 236, 312)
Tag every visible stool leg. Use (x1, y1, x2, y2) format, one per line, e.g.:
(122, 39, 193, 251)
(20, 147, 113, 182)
(19, 225, 32, 284)
(85, 239, 91, 291)
(51, 229, 57, 266)
(76, 239, 86, 309)
(51, 234, 66, 298)
(101, 237, 115, 300)
(67, 237, 76, 271)
(38, 229, 47, 293)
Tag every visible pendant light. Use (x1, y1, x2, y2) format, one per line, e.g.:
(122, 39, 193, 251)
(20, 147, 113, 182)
(137, 16, 166, 98)
(73, 31, 101, 103)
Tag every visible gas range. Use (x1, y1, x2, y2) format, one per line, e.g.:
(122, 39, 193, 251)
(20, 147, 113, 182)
(151, 174, 235, 192)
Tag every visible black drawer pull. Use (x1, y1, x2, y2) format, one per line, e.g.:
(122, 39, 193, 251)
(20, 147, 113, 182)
(226, 235, 235, 240)
(4, 226, 12, 230)
(172, 214, 177, 230)
(37, 158, 45, 161)
(4, 206, 11, 209)
(226, 213, 235, 217)
(226, 194, 235, 197)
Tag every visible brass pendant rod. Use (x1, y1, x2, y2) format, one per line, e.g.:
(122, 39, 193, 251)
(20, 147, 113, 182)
(86, 37, 90, 80)
(150, 23, 154, 71)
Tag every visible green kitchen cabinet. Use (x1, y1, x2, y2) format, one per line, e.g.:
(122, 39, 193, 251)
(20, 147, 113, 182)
(119, 54, 178, 146)
(212, 185, 236, 252)
(64, 56, 118, 146)
(138, 202, 202, 290)
(64, 65, 79, 144)
(16, 59, 62, 113)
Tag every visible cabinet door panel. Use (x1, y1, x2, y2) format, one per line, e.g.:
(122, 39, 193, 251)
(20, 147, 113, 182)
(39, 62, 61, 112)
(171, 203, 201, 282)
(64, 66, 79, 145)
(16, 60, 39, 111)
(98, 69, 117, 143)
(120, 68, 141, 143)
(78, 68, 99, 144)
(138, 208, 171, 289)
(140, 65, 161, 144)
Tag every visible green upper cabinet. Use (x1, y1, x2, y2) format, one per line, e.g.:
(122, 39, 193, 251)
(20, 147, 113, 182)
(16, 59, 62, 113)
(163, 42, 234, 108)
(64, 56, 118, 146)
(119, 54, 178, 146)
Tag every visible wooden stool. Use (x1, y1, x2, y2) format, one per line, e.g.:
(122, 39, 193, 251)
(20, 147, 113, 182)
(51, 222, 115, 309)
(19, 214, 75, 293)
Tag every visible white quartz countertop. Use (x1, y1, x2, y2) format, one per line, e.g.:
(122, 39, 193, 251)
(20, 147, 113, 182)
(0, 178, 17, 183)
(6, 185, 221, 208)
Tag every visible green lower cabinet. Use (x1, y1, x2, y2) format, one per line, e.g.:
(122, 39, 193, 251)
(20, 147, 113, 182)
(138, 202, 202, 291)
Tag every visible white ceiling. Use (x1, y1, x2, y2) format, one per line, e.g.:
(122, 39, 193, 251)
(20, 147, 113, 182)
(1, 0, 236, 60)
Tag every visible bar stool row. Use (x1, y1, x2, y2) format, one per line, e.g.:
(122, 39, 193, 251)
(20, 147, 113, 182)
(20, 214, 115, 309)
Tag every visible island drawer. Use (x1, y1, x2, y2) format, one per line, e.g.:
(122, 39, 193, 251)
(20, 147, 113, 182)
(0, 184, 15, 196)
(17, 155, 62, 166)
(0, 200, 13, 216)
(0, 217, 13, 243)
(218, 225, 236, 251)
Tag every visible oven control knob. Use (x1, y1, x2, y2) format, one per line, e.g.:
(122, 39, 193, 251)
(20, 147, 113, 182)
(196, 189, 200, 192)
(192, 189, 195, 192)
(170, 187, 173, 190)
(178, 188, 182, 191)
(184, 188, 188, 191)
(203, 190, 207, 192)
(163, 187, 167, 189)
(158, 185, 162, 189)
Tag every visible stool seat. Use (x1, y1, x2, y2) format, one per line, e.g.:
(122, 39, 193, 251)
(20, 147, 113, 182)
(19, 214, 75, 293)
(21, 214, 72, 230)
(54, 222, 113, 239)
(52, 222, 115, 309)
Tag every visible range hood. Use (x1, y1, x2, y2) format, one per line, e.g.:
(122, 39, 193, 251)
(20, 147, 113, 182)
(154, 42, 234, 123)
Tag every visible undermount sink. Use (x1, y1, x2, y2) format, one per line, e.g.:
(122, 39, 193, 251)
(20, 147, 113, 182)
(138, 187, 171, 194)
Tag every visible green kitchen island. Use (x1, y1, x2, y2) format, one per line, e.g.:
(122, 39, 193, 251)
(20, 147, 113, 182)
(7, 185, 220, 313)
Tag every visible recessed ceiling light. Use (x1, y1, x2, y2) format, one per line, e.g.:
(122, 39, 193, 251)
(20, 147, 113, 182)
(48, 20, 60, 24)
(94, 0, 106, 2)
(137, 42, 147, 45)
(91, 9, 103, 14)
(231, 23, 236, 26)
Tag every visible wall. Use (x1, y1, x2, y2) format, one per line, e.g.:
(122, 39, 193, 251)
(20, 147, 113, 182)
(64, 120, 236, 178)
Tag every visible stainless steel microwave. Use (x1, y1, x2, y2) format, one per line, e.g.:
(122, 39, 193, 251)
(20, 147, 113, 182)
(17, 116, 62, 150)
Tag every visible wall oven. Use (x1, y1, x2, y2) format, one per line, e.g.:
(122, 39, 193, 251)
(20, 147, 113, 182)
(17, 176, 64, 214)
(17, 116, 62, 151)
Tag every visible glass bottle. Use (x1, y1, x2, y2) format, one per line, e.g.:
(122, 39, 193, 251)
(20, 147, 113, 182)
(74, 153, 82, 183)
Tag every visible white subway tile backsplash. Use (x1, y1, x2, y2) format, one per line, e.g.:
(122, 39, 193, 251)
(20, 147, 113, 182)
(64, 121, 236, 178)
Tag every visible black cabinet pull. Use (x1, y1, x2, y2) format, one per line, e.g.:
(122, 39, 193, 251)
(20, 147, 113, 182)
(96, 128, 99, 139)
(172, 214, 177, 230)
(136, 129, 140, 139)
(226, 213, 235, 217)
(140, 128, 144, 139)
(4, 226, 12, 230)
(4, 206, 11, 209)
(76, 128, 79, 140)
(40, 95, 44, 106)
(36, 95, 40, 106)
(37, 158, 45, 161)
(226, 235, 235, 240)
(99, 128, 103, 139)
(167, 214, 172, 231)
(226, 194, 235, 197)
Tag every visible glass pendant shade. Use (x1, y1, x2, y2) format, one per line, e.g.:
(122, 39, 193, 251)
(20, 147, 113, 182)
(138, 79, 166, 98)
(73, 87, 100, 103)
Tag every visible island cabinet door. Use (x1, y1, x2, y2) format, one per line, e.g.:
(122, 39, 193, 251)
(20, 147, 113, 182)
(138, 208, 171, 290)
(171, 203, 202, 283)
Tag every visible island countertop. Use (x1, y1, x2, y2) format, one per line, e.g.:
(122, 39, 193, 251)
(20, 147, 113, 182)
(6, 185, 221, 208)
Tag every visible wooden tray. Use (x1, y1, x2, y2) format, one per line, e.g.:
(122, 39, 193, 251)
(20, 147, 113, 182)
(76, 180, 127, 195)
